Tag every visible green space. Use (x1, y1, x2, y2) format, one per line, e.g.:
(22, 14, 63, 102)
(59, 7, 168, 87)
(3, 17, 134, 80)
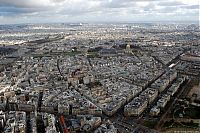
(49, 52, 63, 55)
(164, 120, 199, 129)
(174, 108, 184, 118)
(31, 50, 99, 58)
(185, 106, 200, 119)
(64, 51, 82, 56)
(144, 120, 157, 128)
(173, 104, 200, 119)
(32, 54, 52, 58)
(0, 65, 4, 71)
(181, 122, 199, 127)
(163, 120, 174, 128)
(87, 52, 99, 58)
(86, 81, 102, 88)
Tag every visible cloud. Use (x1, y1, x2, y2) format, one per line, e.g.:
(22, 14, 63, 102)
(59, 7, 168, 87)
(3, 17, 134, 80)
(0, 0, 199, 24)
(180, 5, 199, 9)
(158, 1, 185, 6)
(0, 0, 49, 8)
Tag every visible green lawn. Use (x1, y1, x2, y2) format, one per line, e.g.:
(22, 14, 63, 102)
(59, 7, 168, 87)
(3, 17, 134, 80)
(144, 120, 157, 128)
(64, 51, 82, 56)
(185, 106, 200, 119)
(32, 54, 52, 58)
(163, 120, 174, 128)
(87, 52, 99, 58)
(181, 122, 199, 128)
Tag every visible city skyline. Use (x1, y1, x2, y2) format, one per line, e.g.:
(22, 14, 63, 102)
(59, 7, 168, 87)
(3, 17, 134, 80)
(0, 0, 199, 24)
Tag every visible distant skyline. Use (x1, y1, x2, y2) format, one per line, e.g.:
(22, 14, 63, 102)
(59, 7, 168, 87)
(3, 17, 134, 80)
(0, 0, 199, 24)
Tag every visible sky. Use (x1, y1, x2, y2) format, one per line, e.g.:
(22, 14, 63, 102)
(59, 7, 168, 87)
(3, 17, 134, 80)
(0, 0, 199, 24)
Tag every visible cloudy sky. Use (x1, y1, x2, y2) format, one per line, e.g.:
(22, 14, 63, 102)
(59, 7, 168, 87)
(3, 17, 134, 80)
(0, 0, 199, 24)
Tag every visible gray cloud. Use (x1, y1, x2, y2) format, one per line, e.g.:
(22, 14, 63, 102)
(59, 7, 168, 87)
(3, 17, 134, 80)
(51, 0, 66, 3)
(0, 0, 199, 24)
(158, 1, 185, 6)
(180, 5, 199, 9)
(0, 0, 45, 8)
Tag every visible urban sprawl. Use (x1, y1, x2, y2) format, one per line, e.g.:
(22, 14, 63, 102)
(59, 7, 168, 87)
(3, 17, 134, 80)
(0, 23, 200, 133)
